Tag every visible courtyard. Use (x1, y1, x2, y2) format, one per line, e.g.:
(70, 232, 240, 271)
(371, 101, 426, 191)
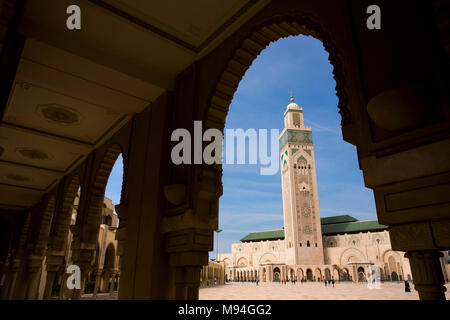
(198, 281, 450, 300)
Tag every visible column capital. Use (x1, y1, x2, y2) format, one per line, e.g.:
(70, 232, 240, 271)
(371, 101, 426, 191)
(405, 250, 446, 300)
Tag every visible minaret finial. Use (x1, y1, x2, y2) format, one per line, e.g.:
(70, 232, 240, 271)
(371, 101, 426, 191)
(290, 90, 294, 103)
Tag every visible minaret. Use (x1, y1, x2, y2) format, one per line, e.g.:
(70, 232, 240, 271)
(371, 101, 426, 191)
(279, 94, 324, 266)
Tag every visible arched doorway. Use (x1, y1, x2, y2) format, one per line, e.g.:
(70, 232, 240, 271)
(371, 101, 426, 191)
(314, 269, 322, 281)
(325, 268, 331, 281)
(100, 244, 116, 293)
(391, 272, 399, 281)
(306, 269, 313, 281)
(340, 268, 350, 281)
(273, 267, 281, 282)
(357, 267, 366, 282)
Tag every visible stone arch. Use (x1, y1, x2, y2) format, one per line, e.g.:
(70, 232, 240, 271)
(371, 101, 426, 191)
(382, 249, 402, 264)
(357, 266, 366, 282)
(333, 268, 339, 280)
(84, 143, 123, 226)
(205, 16, 351, 132)
(104, 243, 116, 268)
(339, 247, 366, 265)
(273, 267, 281, 282)
(48, 174, 81, 253)
(324, 268, 331, 280)
(236, 257, 248, 267)
(306, 268, 313, 281)
(100, 243, 116, 292)
(258, 252, 277, 264)
(314, 268, 322, 280)
(340, 268, 350, 281)
(33, 194, 57, 256)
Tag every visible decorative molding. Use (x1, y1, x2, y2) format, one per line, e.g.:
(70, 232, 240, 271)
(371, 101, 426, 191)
(16, 147, 51, 161)
(87, 0, 262, 53)
(48, 174, 80, 252)
(85, 144, 122, 225)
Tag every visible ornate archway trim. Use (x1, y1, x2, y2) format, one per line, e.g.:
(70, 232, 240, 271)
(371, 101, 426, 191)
(205, 16, 351, 131)
(86, 144, 122, 225)
(49, 174, 81, 253)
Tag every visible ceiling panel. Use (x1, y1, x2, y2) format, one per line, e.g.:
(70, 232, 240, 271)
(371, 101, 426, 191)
(0, 125, 90, 172)
(21, 38, 164, 103)
(0, 162, 60, 191)
(4, 79, 126, 144)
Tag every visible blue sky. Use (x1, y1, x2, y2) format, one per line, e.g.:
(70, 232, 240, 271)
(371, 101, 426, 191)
(105, 35, 377, 260)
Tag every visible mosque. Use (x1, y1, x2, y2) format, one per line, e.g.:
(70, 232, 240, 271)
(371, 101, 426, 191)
(218, 97, 450, 284)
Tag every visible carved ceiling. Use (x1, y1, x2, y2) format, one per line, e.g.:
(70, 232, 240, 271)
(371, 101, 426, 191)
(0, 0, 270, 209)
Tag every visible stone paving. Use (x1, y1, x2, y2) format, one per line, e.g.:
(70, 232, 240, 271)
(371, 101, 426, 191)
(79, 282, 450, 300)
(199, 281, 450, 300)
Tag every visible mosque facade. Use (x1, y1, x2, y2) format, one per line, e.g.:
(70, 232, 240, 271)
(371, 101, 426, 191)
(218, 97, 450, 284)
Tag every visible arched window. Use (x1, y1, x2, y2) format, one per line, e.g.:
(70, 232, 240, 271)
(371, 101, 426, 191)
(315, 243, 317, 247)
(299, 242, 302, 247)
(307, 241, 310, 247)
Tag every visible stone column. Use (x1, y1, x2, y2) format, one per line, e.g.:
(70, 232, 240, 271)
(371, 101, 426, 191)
(69, 248, 93, 300)
(69, 223, 98, 299)
(109, 270, 117, 294)
(1, 259, 20, 299)
(43, 270, 57, 299)
(25, 256, 43, 300)
(58, 266, 68, 300)
(92, 269, 102, 298)
(165, 228, 212, 299)
(43, 253, 65, 299)
(405, 251, 447, 300)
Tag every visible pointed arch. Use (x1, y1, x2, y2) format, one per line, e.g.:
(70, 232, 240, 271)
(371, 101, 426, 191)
(33, 194, 56, 256)
(48, 174, 81, 253)
(339, 247, 366, 265)
(85, 144, 123, 225)
(205, 16, 351, 132)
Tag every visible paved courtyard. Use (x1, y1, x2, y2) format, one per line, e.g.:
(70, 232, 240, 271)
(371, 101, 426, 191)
(199, 281, 450, 300)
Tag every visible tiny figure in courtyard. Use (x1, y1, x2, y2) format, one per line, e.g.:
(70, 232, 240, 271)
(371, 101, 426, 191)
(324, 280, 327, 286)
(404, 280, 411, 293)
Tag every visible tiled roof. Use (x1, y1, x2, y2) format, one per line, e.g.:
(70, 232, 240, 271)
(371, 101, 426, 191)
(240, 229, 285, 242)
(320, 215, 358, 225)
(321, 220, 387, 235)
(239, 215, 387, 242)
